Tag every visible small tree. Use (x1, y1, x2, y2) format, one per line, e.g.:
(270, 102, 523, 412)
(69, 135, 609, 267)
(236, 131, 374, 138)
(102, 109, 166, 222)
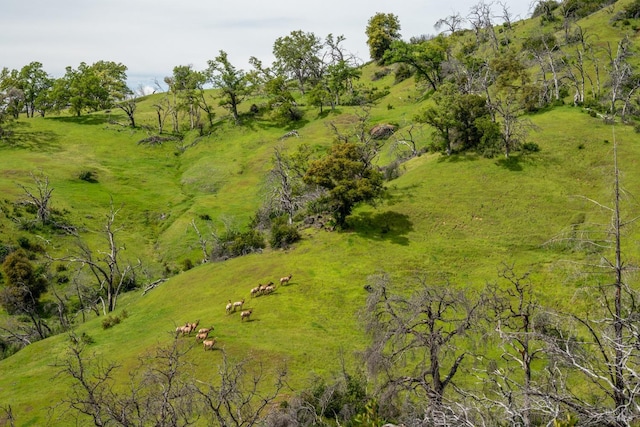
(303, 141, 384, 228)
(0, 249, 49, 340)
(361, 273, 485, 424)
(58, 203, 142, 314)
(207, 50, 250, 124)
(55, 334, 286, 426)
(365, 13, 402, 63)
(17, 171, 54, 226)
(273, 30, 323, 94)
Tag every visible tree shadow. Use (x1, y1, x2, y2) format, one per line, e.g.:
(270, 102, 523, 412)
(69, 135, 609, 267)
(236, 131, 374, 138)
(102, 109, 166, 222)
(50, 114, 113, 126)
(1, 121, 60, 152)
(436, 153, 481, 163)
(349, 210, 414, 245)
(495, 156, 523, 171)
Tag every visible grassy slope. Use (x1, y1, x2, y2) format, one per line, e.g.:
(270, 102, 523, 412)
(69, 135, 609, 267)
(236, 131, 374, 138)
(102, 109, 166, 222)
(2, 4, 640, 424)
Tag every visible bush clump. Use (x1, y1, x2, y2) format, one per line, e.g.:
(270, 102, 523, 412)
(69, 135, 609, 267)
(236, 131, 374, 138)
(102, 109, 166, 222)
(211, 227, 266, 261)
(269, 217, 301, 249)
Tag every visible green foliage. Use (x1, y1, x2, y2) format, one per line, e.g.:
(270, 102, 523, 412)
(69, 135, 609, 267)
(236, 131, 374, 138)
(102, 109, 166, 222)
(206, 50, 250, 123)
(393, 63, 413, 84)
(273, 30, 323, 93)
(0, 249, 47, 315)
(621, 0, 640, 19)
(101, 309, 129, 329)
(384, 36, 448, 91)
(211, 227, 266, 261)
(304, 142, 385, 228)
(51, 61, 128, 116)
(78, 170, 98, 183)
(300, 372, 369, 424)
(269, 216, 301, 249)
(415, 82, 493, 155)
(365, 13, 402, 63)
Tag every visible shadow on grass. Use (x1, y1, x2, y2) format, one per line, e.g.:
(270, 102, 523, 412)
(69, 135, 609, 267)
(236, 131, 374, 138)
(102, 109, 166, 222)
(1, 121, 60, 151)
(436, 153, 481, 163)
(495, 156, 523, 171)
(349, 210, 414, 245)
(50, 114, 112, 126)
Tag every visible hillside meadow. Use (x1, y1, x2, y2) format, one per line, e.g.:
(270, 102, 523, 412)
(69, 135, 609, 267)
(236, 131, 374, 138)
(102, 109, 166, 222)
(2, 2, 640, 423)
(2, 95, 640, 423)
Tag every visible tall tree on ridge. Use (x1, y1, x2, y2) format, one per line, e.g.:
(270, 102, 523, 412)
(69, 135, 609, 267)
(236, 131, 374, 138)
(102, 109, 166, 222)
(365, 12, 401, 64)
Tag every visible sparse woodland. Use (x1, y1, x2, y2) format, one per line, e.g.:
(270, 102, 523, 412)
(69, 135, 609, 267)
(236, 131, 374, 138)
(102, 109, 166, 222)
(3, 0, 640, 425)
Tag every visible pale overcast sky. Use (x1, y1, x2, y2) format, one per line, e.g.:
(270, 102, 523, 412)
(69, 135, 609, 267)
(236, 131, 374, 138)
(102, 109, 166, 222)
(0, 0, 532, 89)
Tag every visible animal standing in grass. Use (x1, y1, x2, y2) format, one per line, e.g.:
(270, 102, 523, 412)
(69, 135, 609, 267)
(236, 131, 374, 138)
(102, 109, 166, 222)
(175, 320, 199, 337)
(203, 338, 216, 351)
(232, 298, 245, 312)
(196, 327, 213, 342)
(280, 274, 292, 285)
(240, 310, 253, 322)
(225, 300, 233, 314)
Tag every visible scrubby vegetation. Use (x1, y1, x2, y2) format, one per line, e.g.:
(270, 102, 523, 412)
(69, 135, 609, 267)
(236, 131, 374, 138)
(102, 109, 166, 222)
(2, 0, 640, 425)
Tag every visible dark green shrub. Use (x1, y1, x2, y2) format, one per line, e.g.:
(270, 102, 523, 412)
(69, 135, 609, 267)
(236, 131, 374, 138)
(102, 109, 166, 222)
(371, 68, 391, 81)
(102, 315, 121, 329)
(270, 217, 301, 249)
(16, 237, 30, 250)
(181, 258, 194, 271)
(393, 64, 413, 84)
(228, 229, 266, 256)
(211, 228, 266, 261)
(522, 142, 541, 153)
(0, 243, 12, 263)
(78, 170, 98, 182)
(102, 310, 128, 329)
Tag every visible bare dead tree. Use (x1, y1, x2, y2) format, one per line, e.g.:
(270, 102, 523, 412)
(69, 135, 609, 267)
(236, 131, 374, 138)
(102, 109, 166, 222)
(605, 36, 638, 119)
(195, 351, 288, 427)
(477, 264, 557, 427)
(390, 124, 420, 160)
(114, 96, 137, 128)
(190, 218, 210, 264)
(327, 106, 384, 170)
(361, 272, 485, 424)
(52, 333, 200, 426)
(489, 93, 536, 158)
(51, 333, 120, 426)
(540, 130, 640, 425)
(434, 12, 465, 35)
(497, 1, 515, 30)
(266, 144, 316, 225)
(55, 202, 142, 314)
(17, 171, 53, 225)
(0, 404, 16, 427)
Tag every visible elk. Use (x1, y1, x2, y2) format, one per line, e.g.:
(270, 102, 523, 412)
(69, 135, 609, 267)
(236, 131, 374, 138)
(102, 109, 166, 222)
(280, 274, 292, 285)
(232, 298, 245, 312)
(203, 338, 216, 351)
(196, 326, 213, 341)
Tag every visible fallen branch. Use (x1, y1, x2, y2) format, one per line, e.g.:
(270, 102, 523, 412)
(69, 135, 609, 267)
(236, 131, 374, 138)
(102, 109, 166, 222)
(142, 278, 168, 295)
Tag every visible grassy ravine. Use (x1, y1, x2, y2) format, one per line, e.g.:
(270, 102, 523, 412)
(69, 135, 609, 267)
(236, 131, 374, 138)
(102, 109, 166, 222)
(2, 7, 640, 426)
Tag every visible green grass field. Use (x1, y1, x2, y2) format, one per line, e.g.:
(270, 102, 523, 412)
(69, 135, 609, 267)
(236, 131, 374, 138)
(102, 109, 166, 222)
(2, 3, 640, 424)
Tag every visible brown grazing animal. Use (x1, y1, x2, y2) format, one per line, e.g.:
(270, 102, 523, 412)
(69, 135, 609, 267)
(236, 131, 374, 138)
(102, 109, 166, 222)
(225, 300, 233, 314)
(240, 310, 253, 322)
(280, 274, 292, 285)
(203, 338, 216, 351)
(232, 298, 245, 311)
(175, 323, 190, 337)
(196, 326, 213, 341)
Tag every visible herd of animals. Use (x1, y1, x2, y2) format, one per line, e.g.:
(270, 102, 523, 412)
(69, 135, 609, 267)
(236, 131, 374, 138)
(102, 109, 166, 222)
(174, 274, 293, 351)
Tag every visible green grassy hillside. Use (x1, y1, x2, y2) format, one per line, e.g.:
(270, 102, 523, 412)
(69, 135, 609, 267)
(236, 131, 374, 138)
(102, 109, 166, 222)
(2, 2, 640, 424)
